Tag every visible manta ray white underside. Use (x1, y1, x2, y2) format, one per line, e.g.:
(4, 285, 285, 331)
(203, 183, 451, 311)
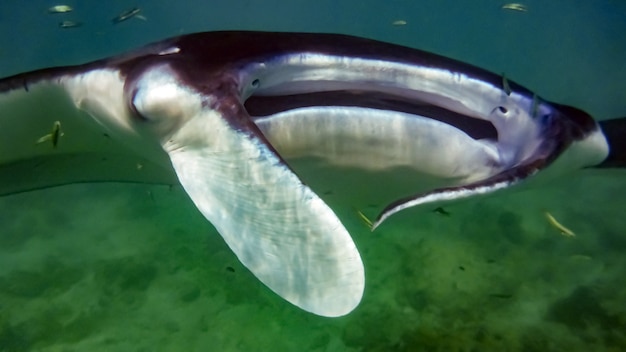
(0, 31, 613, 317)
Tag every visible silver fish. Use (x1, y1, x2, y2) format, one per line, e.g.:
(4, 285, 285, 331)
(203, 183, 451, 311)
(48, 5, 73, 13)
(502, 3, 528, 12)
(112, 7, 141, 23)
(58, 20, 82, 28)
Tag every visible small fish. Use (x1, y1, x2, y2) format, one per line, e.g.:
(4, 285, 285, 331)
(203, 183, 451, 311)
(356, 210, 373, 229)
(545, 212, 575, 237)
(112, 7, 142, 23)
(59, 20, 82, 29)
(36, 121, 64, 148)
(392, 20, 407, 26)
(433, 207, 451, 216)
(489, 293, 513, 299)
(48, 5, 73, 13)
(501, 3, 528, 12)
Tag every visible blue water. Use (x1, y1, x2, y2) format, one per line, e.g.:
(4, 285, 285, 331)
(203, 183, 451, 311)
(0, 1, 625, 351)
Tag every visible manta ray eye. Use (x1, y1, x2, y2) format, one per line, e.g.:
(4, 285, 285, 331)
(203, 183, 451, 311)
(251, 79, 260, 88)
(498, 106, 508, 114)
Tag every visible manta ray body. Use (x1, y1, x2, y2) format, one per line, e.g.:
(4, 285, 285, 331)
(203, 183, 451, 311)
(0, 31, 622, 317)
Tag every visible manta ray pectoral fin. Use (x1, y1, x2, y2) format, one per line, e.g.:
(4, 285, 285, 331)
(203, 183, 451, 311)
(133, 76, 364, 317)
(167, 114, 365, 316)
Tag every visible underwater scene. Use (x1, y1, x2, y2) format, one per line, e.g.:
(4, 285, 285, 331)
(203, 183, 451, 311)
(1, 0, 625, 351)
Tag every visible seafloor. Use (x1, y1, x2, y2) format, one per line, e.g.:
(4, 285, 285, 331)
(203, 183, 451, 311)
(0, 168, 624, 351)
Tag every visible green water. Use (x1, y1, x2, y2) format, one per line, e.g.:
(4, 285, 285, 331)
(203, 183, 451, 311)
(2, 171, 625, 350)
(1, 1, 625, 351)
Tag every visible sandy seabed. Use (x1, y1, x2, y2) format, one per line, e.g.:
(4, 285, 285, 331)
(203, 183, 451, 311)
(0, 169, 625, 351)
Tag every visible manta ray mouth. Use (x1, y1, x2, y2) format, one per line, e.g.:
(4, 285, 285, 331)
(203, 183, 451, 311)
(245, 90, 498, 141)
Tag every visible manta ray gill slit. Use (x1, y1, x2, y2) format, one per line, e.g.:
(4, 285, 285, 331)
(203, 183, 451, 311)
(244, 90, 499, 141)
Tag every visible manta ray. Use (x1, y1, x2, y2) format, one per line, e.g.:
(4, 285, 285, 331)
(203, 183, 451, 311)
(0, 31, 623, 317)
